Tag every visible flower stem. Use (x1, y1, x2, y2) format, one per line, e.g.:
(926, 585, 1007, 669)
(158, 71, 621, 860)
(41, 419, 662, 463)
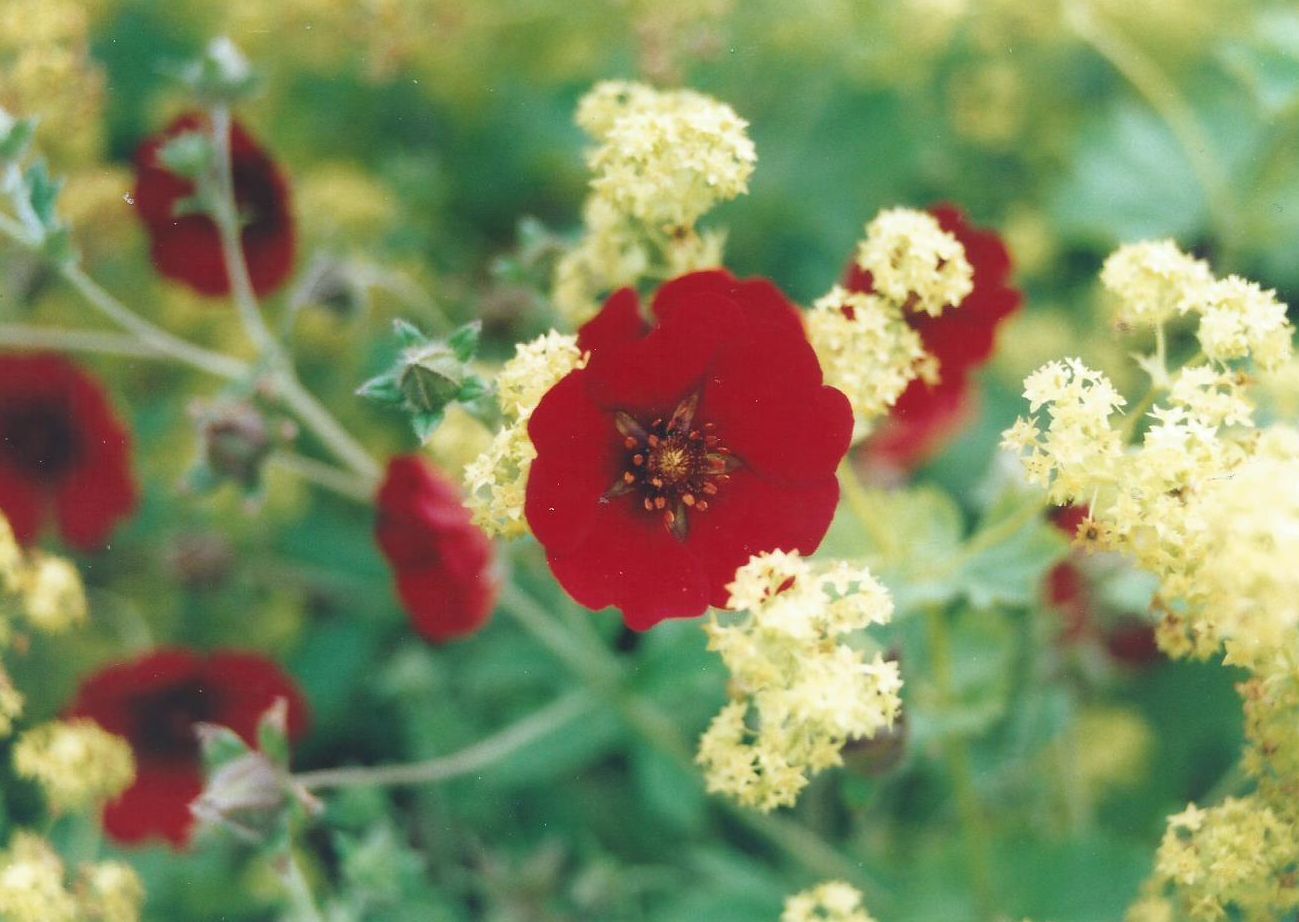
(924, 603, 996, 920)
(269, 451, 374, 504)
(497, 583, 887, 902)
(276, 848, 325, 922)
(0, 323, 171, 361)
(294, 691, 591, 790)
(837, 459, 895, 560)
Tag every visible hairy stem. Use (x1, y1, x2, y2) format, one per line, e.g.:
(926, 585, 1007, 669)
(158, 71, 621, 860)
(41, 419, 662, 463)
(295, 691, 591, 790)
(925, 604, 996, 920)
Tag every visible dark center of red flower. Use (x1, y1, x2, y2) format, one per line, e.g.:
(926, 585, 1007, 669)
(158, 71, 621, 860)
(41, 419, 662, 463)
(0, 402, 84, 482)
(131, 680, 220, 761)
(606, 392, 738, 540)
(233, 161, 283, 235)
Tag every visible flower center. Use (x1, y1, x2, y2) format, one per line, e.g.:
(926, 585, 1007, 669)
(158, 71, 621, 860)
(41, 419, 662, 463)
(132, 680, 219, 762)
(0, 402, 83, 482)
(608, 392, 738, 540)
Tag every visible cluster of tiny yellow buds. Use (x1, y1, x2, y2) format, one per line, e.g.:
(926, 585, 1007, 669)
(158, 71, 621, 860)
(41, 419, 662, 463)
(0, 833, 78, 922)
(781, 881, 877, 922)
(1101, 240, 1294, 372)
(579, 80, 756, 230)
(1152, 797, 1299, 921)
(0, 0, 106, 167)
(1239, 668, 1299, 792)
(1101, 240, 1212, 328)
(0, 516, 20, 593)
(0, 833, 143, 922)
(1198, 276, 1293, 371)
(494, 332, 588, 421)
(296, 162, 398, 244)
(464, 333, 586, 539)
(0, 673, 23, 739)
(552, 197, 652, 324)
(18, 554, 88, 634)
(13, 719, 135, 813)
(806, 286, 928, 428)
(697, 551, 902, 811)
(78, 861, 145, 922)
(1002, 358, 1126, 504)
(855, 208, 973, 317)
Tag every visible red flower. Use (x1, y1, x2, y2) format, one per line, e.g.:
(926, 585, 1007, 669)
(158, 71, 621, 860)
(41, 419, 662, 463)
(375, 456, 499, 643)
(526, 270, 853, 631)
(0, 354, 136, 549)
(68, 648, 309, 848)
(133, 113, 295, 298)
(847, 205, 1021, 470)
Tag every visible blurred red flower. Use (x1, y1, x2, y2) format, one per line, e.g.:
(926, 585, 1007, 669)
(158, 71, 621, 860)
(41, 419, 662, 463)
(69, 648, 309, 848)
(0, 354, 136, 549)
(133, 113, 295, 298)
(526, 270, 853, 631)
(375, 456, 499, 643)
(846, 205, 1021, 470)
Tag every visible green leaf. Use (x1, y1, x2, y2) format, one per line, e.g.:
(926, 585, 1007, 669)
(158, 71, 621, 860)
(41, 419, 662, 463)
(1221, 8, 1299, 115)
(410, 409, 445, 444)
(0, 114, 36, 162)
(256, 700, 291, 768)
(954, 499, 1067, 611)
(355, 369, 404, 405)
(392, 317, 427, 349)
(447, 320, 481, 361)
(630, 744, 707, 834)
(24, 161, 62, 229)
(196, 723, 251, 773)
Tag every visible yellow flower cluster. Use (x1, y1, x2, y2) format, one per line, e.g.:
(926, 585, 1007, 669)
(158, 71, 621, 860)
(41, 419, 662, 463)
(781, 881, 877, 922)
(0, 0, 106, 167)
(1008, 242, 1299, 920)
(0, 513, 93, 736)
(13, 719, 135, 813)
(1147, 798, 1299, 921)
(697, 551, 903, 811)
(855, 208, 974, 318)
(807, 285, 930, 431)
(464, 332, 586, 538)
(553, 81, 751, 324)
(0, 833, 143, 922)
(808, 207, 971, 431)
(1103, 241, 1292, 371)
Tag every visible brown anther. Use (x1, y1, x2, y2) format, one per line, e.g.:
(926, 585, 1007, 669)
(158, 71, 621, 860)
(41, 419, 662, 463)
(682, 493, 696, 506)
(624, 436, 638, 450)
(664, 509, 676, 526)
(651, 418, 663, 429)
(703, 422, 716, 431)
(647, 434, 660, 448)
(654, 496, 667, 510)
(643, 498, 654, 511)
(650, 477, 664, 488)
(696, 500, 709, 511)
(623, 471, 636, 484)
(689, 430, 702, 441)
(632, 454, 645, 466)
(702, 482, 718, 495)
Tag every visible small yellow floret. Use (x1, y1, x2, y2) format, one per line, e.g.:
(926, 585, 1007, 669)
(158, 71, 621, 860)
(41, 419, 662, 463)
(1100, 240, 1212, 327)
(495, 332, 587, 421)
(855, 208, 973, 317)
(19, 554, 88, 634)
(13, 719, 135, 812)
(782, 881, 877, 922)
(79, 861, 145, 922)
(0, 832, 77, 922)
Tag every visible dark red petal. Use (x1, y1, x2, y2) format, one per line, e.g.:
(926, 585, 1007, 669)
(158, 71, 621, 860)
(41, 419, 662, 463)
(375, 456, 499, 643)
(865, 374, 975, 471)
(0, 465, 44, 545)
(688, 471, 842, 609)
(525, 373, 622, 555)
(545, 501, 711, 631)
(577, 287, 649, 354)
(582, 284, 741, 418)
(203, 652, 310, 746)
(68, 649, 207, 743)
(102, 763, 203, 848)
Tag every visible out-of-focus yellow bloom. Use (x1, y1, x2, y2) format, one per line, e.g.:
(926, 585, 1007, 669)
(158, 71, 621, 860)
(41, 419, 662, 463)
(698, 552, 902, 811)
(464, 332, 586, 538)
(296, 163, 398, 246)
(782, 881, 877, 922)
(0, 833, 78, 922)
(1074, 706, 1153, 796)
(13, 719, 136, 813)
(855, 208, 973, 318)
(78, 861, 145, 922)
(19, 554, 88, 634)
